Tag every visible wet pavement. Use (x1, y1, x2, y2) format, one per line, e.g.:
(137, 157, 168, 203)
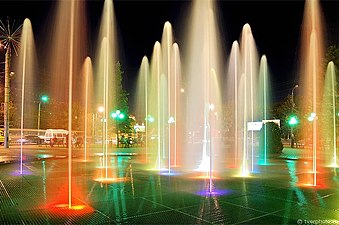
(0, 145, 338, 224)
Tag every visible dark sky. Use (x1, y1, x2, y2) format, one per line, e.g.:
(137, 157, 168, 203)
(1, 0, 339, 107)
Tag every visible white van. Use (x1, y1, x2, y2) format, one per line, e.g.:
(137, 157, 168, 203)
(39, 129, 68, 146)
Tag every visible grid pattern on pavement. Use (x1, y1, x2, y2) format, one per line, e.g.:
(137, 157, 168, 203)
(0, 150, 337, 225)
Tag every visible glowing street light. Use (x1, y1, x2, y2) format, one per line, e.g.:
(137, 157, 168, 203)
(288, 114, 299, 148)
(37, 95, 49, 135)
(145, 114, 155, 122)
(308, 112, 317, 122)
(111, 110, 125, 148)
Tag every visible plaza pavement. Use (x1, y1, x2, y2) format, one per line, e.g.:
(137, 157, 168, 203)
(0, 145, 338, 224)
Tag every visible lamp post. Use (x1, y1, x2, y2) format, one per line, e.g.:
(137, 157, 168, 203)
(111, 110, 125, 148)
(290, 84, 298, 148)
(37, 95, 49, 135)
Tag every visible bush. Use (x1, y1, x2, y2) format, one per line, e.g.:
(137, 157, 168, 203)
(260, 122, 283, 155)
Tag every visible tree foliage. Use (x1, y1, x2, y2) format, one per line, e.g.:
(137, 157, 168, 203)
(114, 62, 132, 134)
(260, 122, 283, 155)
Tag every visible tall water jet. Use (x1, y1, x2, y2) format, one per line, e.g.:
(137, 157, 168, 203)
(81, 57, 93, 161)
(225, 41, 240, 168)
(161, 22, 173, 173)
(299, 0, 325, 186)
(322, 61, 338, 168)
(148, 41, 163, 170)
(15, 18, 37, 174)
(135, 56, 149, 162)
(94, 0, 118, 180)
(258, 55, 272, 165)
(183, 0, 224, 179)
(46, 0, 87, 208)
(142, 22, 183, 173)
(172, 43, 182, 167)
(237, 23, 259, 176)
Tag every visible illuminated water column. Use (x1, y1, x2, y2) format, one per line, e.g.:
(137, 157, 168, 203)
(238, 24, 259, 176)
(299, 0, 325, 186)
(16, 19, 37, 174)
(81, 57, 93, 161)
(258, 55, 271, 165)
(135, 56, 150, 162)
(226, 41, 240, 168)
(149, 42, 163, 170)
(172, 43, 181, 167)
(184, 0, 224, 174)
(161, 22, 172, 173)
(323, 62, 338, 168)
(94, 0, 118, 179)
(46, 0, 88, 210)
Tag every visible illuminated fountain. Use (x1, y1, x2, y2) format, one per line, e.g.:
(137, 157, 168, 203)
(224, 24, 263, 177)
(135, 56, 150, 163)
(15, 18, 36, 175)
(183, 0, 224, 177)
(45, 0, 89, 209)
(81, 56, 94, 162)
(298, 0, 325, 187)
(135, 0, 270, 183)
(93, 0, 120, 182)
(135, 22, 183, 174)
(322, 61, 338, 168)
(258, 55, 272, 166)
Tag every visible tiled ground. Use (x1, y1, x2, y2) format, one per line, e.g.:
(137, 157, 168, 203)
(0, 147, 338, 225)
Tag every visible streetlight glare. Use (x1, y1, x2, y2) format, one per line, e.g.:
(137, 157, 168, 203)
(41, 95, 49, 103)
(146, 114, 155, 122)
(111, 109, 126, 148)
(98, 106, 104, 113)
(288, 115, 299, 126)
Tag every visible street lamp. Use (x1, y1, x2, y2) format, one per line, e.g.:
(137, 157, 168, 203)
(290, 84, 299, 147)
(111, 110, 125, 148)
(291, 84, 298, 113)
(37, 95, 49, 135)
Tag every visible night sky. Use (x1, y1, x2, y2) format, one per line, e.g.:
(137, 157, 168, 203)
(1, 0, 339, 110)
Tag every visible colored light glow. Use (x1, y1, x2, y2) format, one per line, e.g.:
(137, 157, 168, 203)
(98, 106, 104, 113)
(37, 154, 54, 159)
(298, 182, 327, 189)
(196, 189, 233, 196)
(11, 170, 32, 176)
(191, 174, 219, 179)
(327, 163, 339, 168)
(168, 116, 175, 123)
(308, 112, 316, 121)
(145, 114, 155, 122)
(288, 116, 298, 125)
(93, 177, 129, 184)
(147, 167, 168, 172)
(41, 95, 49, 103)
(47, 203, 94, 215)
(233, 172, 252, 178)
(159, 171, 181, 176)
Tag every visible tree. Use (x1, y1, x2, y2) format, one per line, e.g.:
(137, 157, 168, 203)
(113, 62, 132, 134)
(260, 122, 283, 155)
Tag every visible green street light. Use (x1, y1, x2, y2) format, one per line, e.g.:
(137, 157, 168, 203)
(145, 114, 155, 122)
(288, 114, 299, 148)
(41, 95, 49, 103)
(288, 115, 299, 126)
(111, 110, 125, 148)
(38, 95, 49, 135)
